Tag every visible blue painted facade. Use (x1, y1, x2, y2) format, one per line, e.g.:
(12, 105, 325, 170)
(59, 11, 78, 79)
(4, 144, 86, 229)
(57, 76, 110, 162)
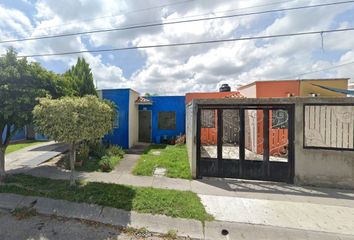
(100, 89, 186, 148)
(101, 89, 131, 149)
(2, 125, 26, 143)
(139, 96, 186, 144)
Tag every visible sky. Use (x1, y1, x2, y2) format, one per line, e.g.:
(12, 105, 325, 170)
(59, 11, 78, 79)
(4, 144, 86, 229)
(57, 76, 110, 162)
(0, 0, 353, 95)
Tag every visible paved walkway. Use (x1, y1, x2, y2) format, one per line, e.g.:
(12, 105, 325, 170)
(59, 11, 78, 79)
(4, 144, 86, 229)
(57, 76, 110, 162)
(6, 143, 354, 238)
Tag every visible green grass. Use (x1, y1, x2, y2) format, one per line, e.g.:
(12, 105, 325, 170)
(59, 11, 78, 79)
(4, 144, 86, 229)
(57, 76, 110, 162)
(132, 144, 192, 179)
(5, 140, 45, 155)
(0, 174, 213, 222)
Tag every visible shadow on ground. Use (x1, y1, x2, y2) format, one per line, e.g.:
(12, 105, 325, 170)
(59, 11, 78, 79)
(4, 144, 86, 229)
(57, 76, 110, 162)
(198, 177, 354, 200)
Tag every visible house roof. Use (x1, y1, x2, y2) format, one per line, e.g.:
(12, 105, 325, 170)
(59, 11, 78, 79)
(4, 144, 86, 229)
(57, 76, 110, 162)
(135, 96, 153, 105)
(224, 92, 245, 99)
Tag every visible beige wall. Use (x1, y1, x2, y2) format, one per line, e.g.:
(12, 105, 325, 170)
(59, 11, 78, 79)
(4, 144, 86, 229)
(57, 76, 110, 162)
(186, 103, 197, 177)
(294, 101, 354, 188)
(238, 83, 257, 98)
(128, 90, 139, 148)
(300, 79, 348, 97)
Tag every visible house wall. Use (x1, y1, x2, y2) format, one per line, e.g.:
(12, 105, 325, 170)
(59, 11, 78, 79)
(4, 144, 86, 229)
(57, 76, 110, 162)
(139, 96, 186, 144)
(299, 79, 348, 97)
(101, 89, 130, 149)
(238, 83, 257, 98)
(256, 81, 300, 98)
(128, 90, 139, 148)
(186, 102, 197, 177)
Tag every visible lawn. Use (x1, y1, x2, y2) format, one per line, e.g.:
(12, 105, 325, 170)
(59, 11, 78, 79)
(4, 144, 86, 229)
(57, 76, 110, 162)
(5, 141, 45, 155)
(0, 174, 213, 222)
(132, 144, 192, 179)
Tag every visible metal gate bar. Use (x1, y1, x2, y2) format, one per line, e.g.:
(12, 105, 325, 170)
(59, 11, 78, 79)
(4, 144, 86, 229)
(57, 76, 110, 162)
(197, 104, 295, 183)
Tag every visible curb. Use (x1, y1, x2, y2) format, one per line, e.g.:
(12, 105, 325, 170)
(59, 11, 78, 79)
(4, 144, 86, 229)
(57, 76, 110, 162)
(0, 193, 204, 239)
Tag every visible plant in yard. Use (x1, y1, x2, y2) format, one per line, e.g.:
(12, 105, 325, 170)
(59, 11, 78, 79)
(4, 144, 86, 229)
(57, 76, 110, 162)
(106, 145, 125, 158)
(0, 48, 71, 182)
(33, 95, 115, 186)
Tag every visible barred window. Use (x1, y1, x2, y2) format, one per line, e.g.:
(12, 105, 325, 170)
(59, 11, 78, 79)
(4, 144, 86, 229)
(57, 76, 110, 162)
(158, 112, 176, 130)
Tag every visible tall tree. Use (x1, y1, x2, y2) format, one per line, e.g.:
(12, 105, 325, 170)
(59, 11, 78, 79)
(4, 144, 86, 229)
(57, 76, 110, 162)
(0, 49, 47, 180)
(66, 58, 97, 96)
(33, 96, 115, 186)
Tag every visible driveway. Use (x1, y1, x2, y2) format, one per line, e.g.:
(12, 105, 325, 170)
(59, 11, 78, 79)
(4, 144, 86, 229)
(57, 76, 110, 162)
(5, 141, 68, 170)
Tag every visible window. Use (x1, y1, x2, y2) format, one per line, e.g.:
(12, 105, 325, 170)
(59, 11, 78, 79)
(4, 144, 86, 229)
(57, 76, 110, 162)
(158, 112, 176, 130)
(272, 109, 288, 129)
(201, 110, 215, 128)
(113, 108, 119, 128)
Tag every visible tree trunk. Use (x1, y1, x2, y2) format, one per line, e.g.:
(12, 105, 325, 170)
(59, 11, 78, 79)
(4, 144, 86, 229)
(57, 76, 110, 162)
(69, 142, 76, 186)
(0, 147, 6, 182)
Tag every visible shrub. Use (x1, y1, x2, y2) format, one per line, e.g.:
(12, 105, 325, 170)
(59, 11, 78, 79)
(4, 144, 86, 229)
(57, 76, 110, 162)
(98, 155, 121, 172)
(107, 145, 125, 157)
(77, 144, 89, 161)
(88, 141, 107, 158)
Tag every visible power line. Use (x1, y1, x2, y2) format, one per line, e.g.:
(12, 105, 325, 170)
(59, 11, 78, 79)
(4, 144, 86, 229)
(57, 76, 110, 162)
(2, 0, 353, 44)
(284, 60, 354, 78)
(16, 27, 354, 58)
(3, 0, 194, 37)
(3, 0, 298, 37)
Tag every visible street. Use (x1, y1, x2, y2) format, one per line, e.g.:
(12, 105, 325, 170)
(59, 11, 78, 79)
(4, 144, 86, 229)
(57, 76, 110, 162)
(0, 209, 184, 240)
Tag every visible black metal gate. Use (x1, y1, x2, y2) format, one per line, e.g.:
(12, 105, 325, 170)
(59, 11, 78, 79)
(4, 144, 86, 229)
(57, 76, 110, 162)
(197, 104, 295, 183)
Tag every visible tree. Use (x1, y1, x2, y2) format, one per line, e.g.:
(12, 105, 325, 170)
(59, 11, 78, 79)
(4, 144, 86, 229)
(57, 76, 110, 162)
(65, 58, 97, 97)
(33, 96, 115, 186)
(0, 48, 50, 181)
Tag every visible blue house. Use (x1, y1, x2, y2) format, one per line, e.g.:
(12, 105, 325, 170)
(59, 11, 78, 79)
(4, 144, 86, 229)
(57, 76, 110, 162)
(138, 96, 185, 144)
(99, 89, 186, 149)
(3, 125, 40, 143)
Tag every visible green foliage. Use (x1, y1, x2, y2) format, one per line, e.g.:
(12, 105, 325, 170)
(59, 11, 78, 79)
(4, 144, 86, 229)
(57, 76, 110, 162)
(106, 145, 125, 158)
(88, 141, 107, 158)
(133, 144, 192, 179)
(98, 155, 121, 172)
(0, 49, 47, 147)
(0, 48, 74, 149)
(77, 144, 90, 161)
(65, 57, 97, 97)
(72, 143, 124, 172)
(1, 174, 214, 222)
(33, 96, 115, 143)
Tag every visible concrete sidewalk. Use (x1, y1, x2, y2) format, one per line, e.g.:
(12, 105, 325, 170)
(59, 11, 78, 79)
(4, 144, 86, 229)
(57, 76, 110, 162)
(1, 193, 353, 240)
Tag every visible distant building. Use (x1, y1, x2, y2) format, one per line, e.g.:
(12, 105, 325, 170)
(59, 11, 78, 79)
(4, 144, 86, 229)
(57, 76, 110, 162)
(237, 78, 349, 98)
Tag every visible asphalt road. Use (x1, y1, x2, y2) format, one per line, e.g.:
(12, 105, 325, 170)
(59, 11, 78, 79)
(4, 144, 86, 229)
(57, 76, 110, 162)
(0, 209, 181, 240)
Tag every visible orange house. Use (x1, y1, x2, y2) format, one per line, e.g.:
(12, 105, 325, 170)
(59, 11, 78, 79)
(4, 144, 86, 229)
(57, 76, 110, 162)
(238, 78, 349, 156)
(186, 91, 244, 145)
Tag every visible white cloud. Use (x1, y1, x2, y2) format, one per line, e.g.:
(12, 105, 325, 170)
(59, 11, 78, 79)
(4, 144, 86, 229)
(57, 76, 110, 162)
(1, 0, 353, 94)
